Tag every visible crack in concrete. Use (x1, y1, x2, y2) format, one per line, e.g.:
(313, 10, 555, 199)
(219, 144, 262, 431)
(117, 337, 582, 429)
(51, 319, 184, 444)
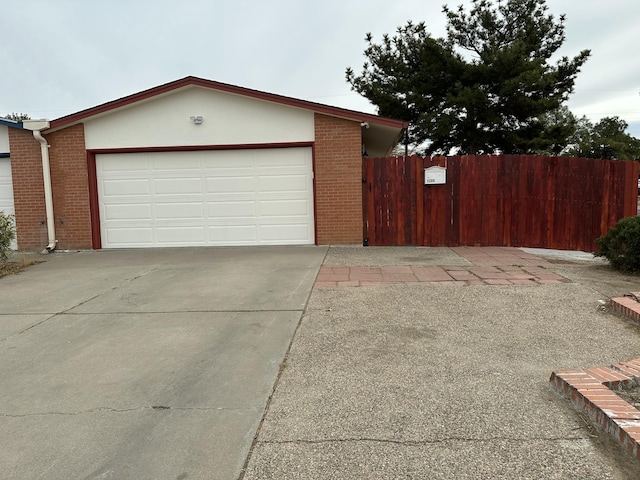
(0, 268, 162, 341)
(0, 313, 58, 343)
(0, 405, 259, 417)
(257, 435, 586, 447)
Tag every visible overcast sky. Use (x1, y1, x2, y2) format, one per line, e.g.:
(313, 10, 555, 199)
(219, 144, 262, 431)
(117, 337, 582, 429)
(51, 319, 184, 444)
(2, 0, 639, 136)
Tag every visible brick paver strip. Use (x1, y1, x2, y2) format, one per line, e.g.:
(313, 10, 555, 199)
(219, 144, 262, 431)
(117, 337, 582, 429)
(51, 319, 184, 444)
(316, 247, 572, 287)
(351, 273, 384, 282)
(508, 279, 537, 285)
(382, 273, 419, 282)
(380, 266, 413, 274)
(316, 273, 349, 282)
(448, 270, 478, 280)
(551, 356, 640, 460)
(484, 279, 512, 285)
(411, 266, 453, 282)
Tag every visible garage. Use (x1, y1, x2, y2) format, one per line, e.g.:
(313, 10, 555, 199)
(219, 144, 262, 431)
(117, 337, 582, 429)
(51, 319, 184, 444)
(96, 147, 315, 248)
(0, 158, 15, 217)
(0, 157, 16, 250)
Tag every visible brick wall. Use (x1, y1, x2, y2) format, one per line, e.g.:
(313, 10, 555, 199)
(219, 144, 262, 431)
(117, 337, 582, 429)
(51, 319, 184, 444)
(47, 124, 92, 249)
(314, 114, 363, 244)
(8, 125, 91, 251)
(7, 129, 48, 249)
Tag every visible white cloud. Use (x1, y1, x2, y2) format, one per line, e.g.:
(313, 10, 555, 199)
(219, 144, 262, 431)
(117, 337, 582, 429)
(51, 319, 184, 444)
(1, 0, 638, 137)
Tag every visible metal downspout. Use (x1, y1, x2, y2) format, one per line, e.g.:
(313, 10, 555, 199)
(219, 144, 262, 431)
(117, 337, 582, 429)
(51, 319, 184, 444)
(32, 130, 57, 253)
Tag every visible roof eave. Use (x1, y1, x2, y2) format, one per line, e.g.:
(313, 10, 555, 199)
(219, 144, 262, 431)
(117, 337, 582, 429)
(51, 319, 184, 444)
(0, 118, 24, 129)
(46, 76, 407, 132)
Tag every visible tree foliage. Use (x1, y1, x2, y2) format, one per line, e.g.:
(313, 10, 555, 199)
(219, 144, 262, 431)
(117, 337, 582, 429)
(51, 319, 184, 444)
(346, 0, 590, 155)
(563, 116, 640, 160)
(4, 113, 30, 121)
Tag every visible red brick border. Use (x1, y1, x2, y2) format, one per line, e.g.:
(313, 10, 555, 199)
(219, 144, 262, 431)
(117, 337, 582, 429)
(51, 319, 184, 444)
(610, 293, 640, 324)
(550, 360, 640, 459)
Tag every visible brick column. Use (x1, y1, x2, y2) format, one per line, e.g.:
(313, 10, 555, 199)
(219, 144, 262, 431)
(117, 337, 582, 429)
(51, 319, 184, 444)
(47, 124, 92, 249)
(314, 114, 363, 244)
(7, 129, 47, 250)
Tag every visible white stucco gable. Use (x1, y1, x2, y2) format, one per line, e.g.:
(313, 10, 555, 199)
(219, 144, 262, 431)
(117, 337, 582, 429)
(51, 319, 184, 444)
(83, 86, 315, 150)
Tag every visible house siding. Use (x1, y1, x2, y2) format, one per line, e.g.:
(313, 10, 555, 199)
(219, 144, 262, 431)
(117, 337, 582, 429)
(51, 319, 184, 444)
(314, 113, 363, 245)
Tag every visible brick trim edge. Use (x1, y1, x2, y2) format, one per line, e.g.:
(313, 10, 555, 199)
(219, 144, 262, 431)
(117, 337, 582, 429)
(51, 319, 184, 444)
(549, 359, 640, 459)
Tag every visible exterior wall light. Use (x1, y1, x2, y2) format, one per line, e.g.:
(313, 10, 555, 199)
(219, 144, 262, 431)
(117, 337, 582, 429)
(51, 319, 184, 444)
(190, 116, 203, 125)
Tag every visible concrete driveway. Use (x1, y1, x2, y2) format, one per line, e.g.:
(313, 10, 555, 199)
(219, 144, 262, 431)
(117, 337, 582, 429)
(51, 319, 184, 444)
(0, 246, 327, 479)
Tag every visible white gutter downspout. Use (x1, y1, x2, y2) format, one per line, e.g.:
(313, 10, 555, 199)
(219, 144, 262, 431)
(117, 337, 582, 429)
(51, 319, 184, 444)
(23, 120, 56, 253)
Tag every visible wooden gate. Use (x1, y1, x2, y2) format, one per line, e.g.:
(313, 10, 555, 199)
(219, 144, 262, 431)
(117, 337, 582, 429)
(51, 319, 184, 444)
(363, 155, 638, 251)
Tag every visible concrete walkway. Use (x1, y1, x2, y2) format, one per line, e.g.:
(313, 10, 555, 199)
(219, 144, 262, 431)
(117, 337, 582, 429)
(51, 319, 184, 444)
(243, 246, 640, 479)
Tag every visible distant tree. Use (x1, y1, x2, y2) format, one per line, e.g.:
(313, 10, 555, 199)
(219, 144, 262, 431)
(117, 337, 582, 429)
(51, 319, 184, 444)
(564, 116, 640, 160)
(531, 105, 578, 155)
(4, 113, 30, 121)
(346, 0, 590, 155)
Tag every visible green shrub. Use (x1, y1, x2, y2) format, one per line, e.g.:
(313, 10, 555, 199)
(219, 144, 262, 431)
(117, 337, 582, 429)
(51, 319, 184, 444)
(0, 211, 15, 261)
(595, 216, 640, 272)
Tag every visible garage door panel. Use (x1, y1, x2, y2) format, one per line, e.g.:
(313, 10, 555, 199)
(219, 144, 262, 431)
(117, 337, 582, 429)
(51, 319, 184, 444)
(154, 177, 203, 195)
(256, 149, 306, 166)
(102, 179, 150, 196)
(202, 155, 254, 170)
(260, 224, 311, 243)
(97, 148, 314, 248)
(258, 175, 308, 192)
(259, 199, 310, 217)
(209, 225, 257, 244)
(208, 201, 256, 218)
(104, 204, 152, 220)
(0, 158, 16, 250)
(106, 228, 154, 246)
(152, 156, 201, 170)
(157, 227, 205, 244)
(155, 203, 204, 219)
(206, 176, 254, 192)
(0, 159, 15, 215)
(101, 156, 150, 172)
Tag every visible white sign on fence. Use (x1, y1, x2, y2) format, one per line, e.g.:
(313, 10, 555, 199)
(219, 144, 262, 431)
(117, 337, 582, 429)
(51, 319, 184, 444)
(424, 166, 446, 185)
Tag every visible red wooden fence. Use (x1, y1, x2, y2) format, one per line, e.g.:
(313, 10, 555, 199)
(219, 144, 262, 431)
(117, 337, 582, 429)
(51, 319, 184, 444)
(363, 155, 638, 251)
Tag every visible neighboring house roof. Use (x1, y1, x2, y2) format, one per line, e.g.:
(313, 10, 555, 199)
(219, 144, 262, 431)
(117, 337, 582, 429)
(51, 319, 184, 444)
(46, 76, 408, 156)
(0, 118, 22, 157)
(0, 118, 24, 129)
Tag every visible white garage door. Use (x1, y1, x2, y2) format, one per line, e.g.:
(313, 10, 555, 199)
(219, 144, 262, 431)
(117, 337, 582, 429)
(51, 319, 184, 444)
(0, 158, 16, 249)
(96, 148, 315, 248)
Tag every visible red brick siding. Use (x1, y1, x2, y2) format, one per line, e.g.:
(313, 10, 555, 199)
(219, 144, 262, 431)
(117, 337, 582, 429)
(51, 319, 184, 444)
(8, 125, 91, 250)
(47, 124, 92, 249)
(314, 114, 363, 244)
(7, 129, 48, 249)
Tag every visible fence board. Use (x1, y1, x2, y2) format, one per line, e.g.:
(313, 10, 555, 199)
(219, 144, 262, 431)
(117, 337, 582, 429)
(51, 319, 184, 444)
(364, 155, 638, 251)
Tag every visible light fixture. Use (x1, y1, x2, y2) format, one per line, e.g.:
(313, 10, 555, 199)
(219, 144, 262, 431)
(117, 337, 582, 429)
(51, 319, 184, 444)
(190, 115, 203, 125)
